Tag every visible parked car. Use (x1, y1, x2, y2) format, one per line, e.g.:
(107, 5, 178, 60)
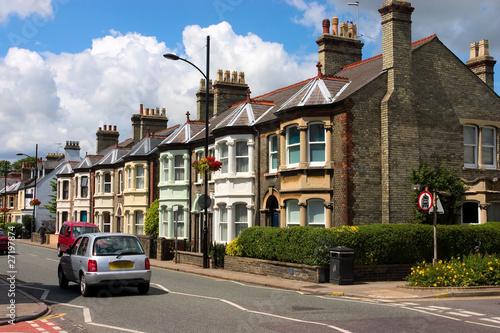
(57, 221, 99, 257)
(0, 228, 8, 254)
(58, 233, 151, 296)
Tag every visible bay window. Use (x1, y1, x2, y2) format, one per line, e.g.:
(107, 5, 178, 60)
(309, 123, 325, 165)
(236, 141, 249, 173)
(286, 199, 300, 226)
(269, 135, 278, 172)
(286, 126, 300, 167)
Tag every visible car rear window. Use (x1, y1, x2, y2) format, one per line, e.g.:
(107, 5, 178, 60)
(72, 226, 99, 237)
(0, 229, 6, 236)
(93, 236, 145, 256)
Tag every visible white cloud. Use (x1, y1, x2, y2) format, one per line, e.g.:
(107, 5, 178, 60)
(0, 0, 54, 23)
(0, 21, 317, 160)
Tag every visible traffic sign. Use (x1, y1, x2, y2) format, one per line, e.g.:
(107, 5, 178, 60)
(429, 194, 444, 214)
(418, 191, 433, 212)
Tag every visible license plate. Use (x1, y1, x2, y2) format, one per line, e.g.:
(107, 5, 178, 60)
(109, 261, 134, 269)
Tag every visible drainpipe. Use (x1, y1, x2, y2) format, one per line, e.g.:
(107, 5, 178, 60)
(254, 127, 261, 226)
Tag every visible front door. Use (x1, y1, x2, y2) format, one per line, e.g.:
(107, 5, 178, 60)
(272, 211, 280, 227)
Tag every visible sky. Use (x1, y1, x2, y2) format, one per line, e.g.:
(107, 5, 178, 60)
(0, 0, 499, 162)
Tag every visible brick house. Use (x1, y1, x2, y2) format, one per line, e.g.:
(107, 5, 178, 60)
(185, 0, 500, 240)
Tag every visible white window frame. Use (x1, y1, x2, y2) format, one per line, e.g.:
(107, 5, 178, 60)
(234, 203, 248, 237)
(96, 174, 101, 194)
(219, 204, 228, 242)
(220, 142, 229, 174)
(286, 126, 300, 167)
(464, 125, 478, 168)
(104, 172, 112, 193)
(307, 199, 325, 227)
(162, 156, 169, 183)
(135, 211, 144, 235)
(195, 150, 203, 182)
(269, 135, 278, 173)
(236, 141, 249, 173)
(286, 199, 300, 226)
(81, 176, 88, 198)
(173, 206, 184, 238)
(127, 168, 132, 189)
(308, 123, 326, 166)
(119, 171, 123, 194)
(174, 155, 185, 182)
(481, 127, 496, 169)
(135, 165, 145, 189)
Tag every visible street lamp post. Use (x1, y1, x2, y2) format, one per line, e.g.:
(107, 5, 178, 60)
(17, 144, 38, 242)
(164, 35, 211, 268)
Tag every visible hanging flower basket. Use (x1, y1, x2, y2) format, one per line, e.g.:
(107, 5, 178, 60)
(192, 157, 222, 178)
(0, 207, 8, 213)
(30, 199, 41, 206)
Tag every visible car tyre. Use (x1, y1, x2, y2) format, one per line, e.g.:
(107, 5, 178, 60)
(137, 282, 150, 294)
(58, 266, 68, 289)
(57, 245, 63, 257)
(80, 273, 92, 297)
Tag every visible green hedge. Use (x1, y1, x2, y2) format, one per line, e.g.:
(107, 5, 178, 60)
(1, 222, 23, 238)
(229, 223, 500, 266)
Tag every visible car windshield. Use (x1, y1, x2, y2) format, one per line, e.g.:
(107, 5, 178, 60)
(72, 226, 99, 237)
(93, 236, 145, 256)
(0, 229, 6, 236)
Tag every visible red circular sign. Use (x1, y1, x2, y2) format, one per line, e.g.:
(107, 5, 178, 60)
(418, 191, 433, 212)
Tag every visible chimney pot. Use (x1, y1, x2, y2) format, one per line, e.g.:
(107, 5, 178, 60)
(332, 17, 339, 36)
(140, 104, 143, 114)
(113, 125, 117, 131)
(322, 19, 330, 34)
(224, 70, 230, 82)
(217, 69, 223, 82)
(104, 125, 107, 130)
(239, 72, 245, 84)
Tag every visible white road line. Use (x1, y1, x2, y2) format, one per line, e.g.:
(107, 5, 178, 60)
(480, 318, 500, 324)
(446, 312, 472, 317)
(46, 258, 59, 263)
(152, 283, 353, 332)
(458, 310, 485, 316)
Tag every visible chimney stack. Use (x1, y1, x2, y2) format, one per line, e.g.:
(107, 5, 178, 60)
(466, 40, 496, 90)
(378, 0, 418, 224)
(64, 141, 81, 162)
(212, 69, 249, 116)
(96, 125, 120, 153)
(131, 104, 169, 144)
(316, 16, 363, 75)
(196, 78, 214, 122)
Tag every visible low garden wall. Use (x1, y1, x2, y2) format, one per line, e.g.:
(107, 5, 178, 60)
(224, 256, 329, 283)
(224, 256, 412, 283)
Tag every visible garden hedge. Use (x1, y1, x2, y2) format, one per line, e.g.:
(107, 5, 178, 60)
(227, 223, 500, 266)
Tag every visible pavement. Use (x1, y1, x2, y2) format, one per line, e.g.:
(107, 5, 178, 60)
(2, 238, 500, 326)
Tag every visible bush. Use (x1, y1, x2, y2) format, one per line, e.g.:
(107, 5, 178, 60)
(144, 200, 159, 239)
(227, 223, 500, 266)
(3, 223, 23, 238)
(406, 254, 500, 287)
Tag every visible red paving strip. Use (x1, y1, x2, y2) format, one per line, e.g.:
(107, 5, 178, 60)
(0, 319, 67, 332)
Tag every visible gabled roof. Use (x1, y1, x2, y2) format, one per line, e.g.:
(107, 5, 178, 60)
(74, 155, 103, 170)
(126, 136, 164, 157)
(95, 147, 130, 167)
(57, 161, 80, 176)
(161, 119, 205, 145)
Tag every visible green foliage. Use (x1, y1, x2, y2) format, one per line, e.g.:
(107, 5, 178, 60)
(12, 157, 35, 171)
(44, 180, 57, 218)
(22, 215, 32, 231)
(0, 160, 11, 176)
(228, 223, 500, 266)
(4, 222, 23, 238)
(144, 199, 159, 239)
(406, 254, 500, 287)
(411, 163, 466, 224)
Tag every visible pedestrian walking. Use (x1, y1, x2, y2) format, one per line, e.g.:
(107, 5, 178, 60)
(38, 223, 46, 244)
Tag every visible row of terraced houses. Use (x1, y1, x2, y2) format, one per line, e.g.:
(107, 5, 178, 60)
(2, 1, 500, 252)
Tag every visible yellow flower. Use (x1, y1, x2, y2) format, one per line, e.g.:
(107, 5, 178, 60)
(433, 283, 437, 287)
(490, 267, 494, 271)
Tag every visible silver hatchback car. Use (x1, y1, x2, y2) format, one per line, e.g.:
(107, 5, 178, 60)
(58, 233, 151, 296)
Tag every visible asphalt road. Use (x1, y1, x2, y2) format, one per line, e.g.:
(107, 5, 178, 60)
(3, 243, 500, 333)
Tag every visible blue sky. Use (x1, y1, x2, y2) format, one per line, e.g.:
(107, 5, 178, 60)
(1, 0, 499, 162)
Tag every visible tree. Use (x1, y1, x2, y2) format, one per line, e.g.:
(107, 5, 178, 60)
(411, 163, 466, 225)
(144, 199, 159, 239)
(1, 160, 11, 209)
(44, 180, 57, 219)
(12, 157, 35, 171)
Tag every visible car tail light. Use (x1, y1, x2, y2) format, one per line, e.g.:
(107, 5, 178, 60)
(145, 258, 150, 270)
(88, 260, 98, 272)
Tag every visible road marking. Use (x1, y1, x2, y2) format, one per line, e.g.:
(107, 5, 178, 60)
(457, 310, 485, 316)
(480, 318, 500, 324)
(154, 283, 353, 332)
(46, 258, 59, 263)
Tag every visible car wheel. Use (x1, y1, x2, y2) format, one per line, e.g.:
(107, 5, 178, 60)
(58, 266, 69, 288)
(137, 282, 150, 294)
(80, 273, 92, 297)
(57, 245, 63, 257)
